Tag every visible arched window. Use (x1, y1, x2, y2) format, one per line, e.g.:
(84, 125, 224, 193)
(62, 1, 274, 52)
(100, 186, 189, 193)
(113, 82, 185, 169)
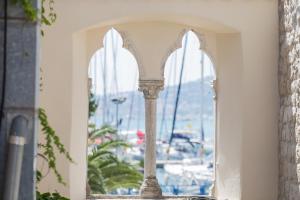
(157, 30, 216, 195)
(87, 28, 144, 195)
(86, 28, 216, 197)
(88, 28, 140, 127)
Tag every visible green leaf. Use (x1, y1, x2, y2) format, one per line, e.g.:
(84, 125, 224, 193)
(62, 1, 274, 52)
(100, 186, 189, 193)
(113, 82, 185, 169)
(37, 108, 74, 185)
(87, 126, 142, 194)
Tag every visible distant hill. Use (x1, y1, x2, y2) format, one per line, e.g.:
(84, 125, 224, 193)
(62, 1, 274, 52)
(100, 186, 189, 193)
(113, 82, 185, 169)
(92, 78, 215, 139)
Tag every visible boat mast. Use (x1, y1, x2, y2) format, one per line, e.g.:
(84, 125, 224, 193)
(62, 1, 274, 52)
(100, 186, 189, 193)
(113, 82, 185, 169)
(126, 69, 138, 133)
(168, 32, 189, 147)
(110, 29, 121, 129)
(102, 36, 108, 124)
(200, 51, 205, 142)
(111, 29, 119, 96)
(159, 53, 176, 141)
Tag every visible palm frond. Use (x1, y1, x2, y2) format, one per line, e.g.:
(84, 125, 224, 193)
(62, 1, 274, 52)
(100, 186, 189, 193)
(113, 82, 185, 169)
(99, 140, 132, 151)
(89, 127, 116, 139)
(88, 150, 113, 161)
(87, 125, 142, 194)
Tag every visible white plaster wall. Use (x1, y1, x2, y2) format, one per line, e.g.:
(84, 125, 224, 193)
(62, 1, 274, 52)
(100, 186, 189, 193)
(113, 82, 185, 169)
(70, 31, 89, 200)
(241, 14, 279, 200)
(39, 23, 73, 196)
(40, 0, 278, 199)
(215, 34, 243, 200)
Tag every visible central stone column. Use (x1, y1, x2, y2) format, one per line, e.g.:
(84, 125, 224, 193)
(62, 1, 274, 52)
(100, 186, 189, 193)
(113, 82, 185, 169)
(139, 80, 163, 198)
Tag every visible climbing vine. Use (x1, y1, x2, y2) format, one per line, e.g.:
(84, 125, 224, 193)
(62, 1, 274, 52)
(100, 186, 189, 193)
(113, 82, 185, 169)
(10, 0, 56, 35)
(10, 0, 36, 20)
(37, 108, 73, 200)
(9, 0, 70, 199)
(38, 108, 74, 185)
(37, 191, 69, 200)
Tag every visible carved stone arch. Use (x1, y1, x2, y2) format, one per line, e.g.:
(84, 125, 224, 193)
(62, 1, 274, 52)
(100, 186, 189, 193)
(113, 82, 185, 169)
(159, 28, 218, 195)
(160, 28, 217, 82)
(88, 27, 142, 104)
(192, 30, 217, 78)
(111, 28, 145, 80)
(189, 30, 217, 100)
(160, 28, 187, 79)
(88, 27, 143, 81)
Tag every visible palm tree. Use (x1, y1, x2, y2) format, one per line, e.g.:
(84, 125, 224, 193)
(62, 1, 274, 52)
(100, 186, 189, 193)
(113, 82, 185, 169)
(87, 125, 143, 194)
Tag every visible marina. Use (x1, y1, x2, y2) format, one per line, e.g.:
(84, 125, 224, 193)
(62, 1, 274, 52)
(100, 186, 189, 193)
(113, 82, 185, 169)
(88, 29, 216, 196)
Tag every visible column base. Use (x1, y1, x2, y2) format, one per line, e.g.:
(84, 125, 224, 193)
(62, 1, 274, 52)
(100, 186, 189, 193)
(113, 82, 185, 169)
(140, 176, 162, 198)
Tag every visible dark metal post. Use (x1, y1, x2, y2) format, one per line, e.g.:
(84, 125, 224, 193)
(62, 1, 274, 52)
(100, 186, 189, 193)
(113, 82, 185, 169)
(3, 116, 28, 200)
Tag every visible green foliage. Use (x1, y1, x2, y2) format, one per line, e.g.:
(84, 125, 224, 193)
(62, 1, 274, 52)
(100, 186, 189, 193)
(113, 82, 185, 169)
(38, 108, 74, 185)
(41, 0, 56, 25)
(37, 191, 69, 200)
(139, 159, 144, 168)
(87, 125, 143, 194)
(10, 0, 37, 20)
(89, 92, 98, 118)
(87, 93, 142, 194)
(11, 0, 68, 198)
(89, 124, 117, 140)
(36, 169, 43, 183)
(10, 0, 56, 34)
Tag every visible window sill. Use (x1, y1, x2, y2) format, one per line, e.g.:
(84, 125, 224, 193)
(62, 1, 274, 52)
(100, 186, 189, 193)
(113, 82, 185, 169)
(87, 195, 216, 200)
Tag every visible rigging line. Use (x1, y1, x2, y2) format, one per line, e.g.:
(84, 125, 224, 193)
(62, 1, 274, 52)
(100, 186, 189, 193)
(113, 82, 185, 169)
(98, 52, 105, 118)
(168, 32, 190, 146)
(159, 54, 175, 140)
(169, 51, 178, 136)
(0, 0, 8, 129)
(173, 51, 178, 91)
(94, 52, 101, 125)
(103, 33, 112, 124)
(103, 36, 109, 124)
(165, 51, 178, 135)
(126, 69, 138, 134)
(111, 30, 119, 96)
(200, 51, 205, 142)
(96, 53, 100, 103)
(108, 31, 115, 95)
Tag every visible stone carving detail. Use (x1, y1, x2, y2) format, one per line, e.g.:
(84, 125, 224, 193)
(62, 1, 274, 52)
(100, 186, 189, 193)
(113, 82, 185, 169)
(139, 176, 162, 198)
(139, 80, 164, 99)
(138, 79, 163, 198)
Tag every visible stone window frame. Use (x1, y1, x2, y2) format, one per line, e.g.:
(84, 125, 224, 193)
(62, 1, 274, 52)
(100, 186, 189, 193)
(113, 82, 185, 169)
(136, 29, 218, 199)
(88, 28, 218, 199)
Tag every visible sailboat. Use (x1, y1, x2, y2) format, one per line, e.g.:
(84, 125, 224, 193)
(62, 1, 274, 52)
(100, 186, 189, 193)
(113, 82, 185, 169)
(90, 29, 215, 195)
(157, 31, 214, 195)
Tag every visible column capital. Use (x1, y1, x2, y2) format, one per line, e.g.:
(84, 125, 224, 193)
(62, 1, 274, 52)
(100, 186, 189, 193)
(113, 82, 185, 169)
(139, 80, 164, 99)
